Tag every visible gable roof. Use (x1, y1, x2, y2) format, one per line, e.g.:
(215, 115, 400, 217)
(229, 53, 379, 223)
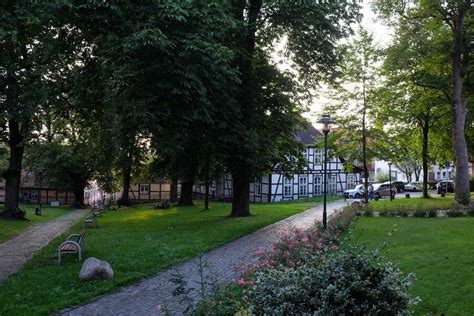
(295, 124, 322, 145)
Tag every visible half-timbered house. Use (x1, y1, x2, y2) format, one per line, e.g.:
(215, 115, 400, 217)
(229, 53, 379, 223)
(194, 124, 362, 202)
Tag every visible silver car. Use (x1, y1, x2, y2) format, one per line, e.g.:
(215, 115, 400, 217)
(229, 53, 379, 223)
(344, 184, 365, 198)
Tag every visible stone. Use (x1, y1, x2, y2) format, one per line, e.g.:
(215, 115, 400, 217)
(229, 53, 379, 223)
(79, 257, 114, 281)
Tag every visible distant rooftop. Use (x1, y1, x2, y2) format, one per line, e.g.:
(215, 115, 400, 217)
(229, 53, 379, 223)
(295, 124, 322, 145)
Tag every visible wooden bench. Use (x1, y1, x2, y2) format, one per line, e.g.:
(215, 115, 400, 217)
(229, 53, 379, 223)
(154, 200, 170, 209)
(84, 213, 97, 229)
(58, 231, 85, 265)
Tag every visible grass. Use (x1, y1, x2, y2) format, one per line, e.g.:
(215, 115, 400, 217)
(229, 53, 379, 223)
(0, 197, 337, 315)
(367, 194, 467, 213)
(351, 217, 474, 315)
(0, 205, 71, 242)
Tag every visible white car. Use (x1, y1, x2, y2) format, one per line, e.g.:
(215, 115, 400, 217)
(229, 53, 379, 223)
(344, 184, 365, 198)
(405, 181, 423, 191)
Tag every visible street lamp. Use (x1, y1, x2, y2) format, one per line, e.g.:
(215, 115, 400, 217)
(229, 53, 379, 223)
(36, 167, 45, 215)
(319, 114, 333, 229)
(388, 162, 393, 201)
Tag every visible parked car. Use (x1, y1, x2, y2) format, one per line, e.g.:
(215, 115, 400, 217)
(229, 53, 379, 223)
(436, 180, 454, 194)
(373, 183, 396, 199)
(383, 181, 405, 192)
(405, 181, 423, 191)
(344, 184, 365, 198)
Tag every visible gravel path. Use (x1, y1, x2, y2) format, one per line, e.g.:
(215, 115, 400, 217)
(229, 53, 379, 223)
(0, 209, 89, 283)
(60, 200, 349, 316)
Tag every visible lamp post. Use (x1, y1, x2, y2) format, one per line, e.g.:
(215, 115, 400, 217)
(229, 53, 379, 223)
(319, 114, 332, 229)
(388, 162, 393, 201)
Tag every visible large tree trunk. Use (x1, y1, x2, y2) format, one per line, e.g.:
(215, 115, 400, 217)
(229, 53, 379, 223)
(4, 120, 25, 218)
(178, 181, 194, 206)
(231, 166, 250, 217)
(170, 178, 178, 203)
(451, 12, 471, 206)
(72, 180, 86, 209)
(421, 120, 430, 198)
(228, 0, 262, 217)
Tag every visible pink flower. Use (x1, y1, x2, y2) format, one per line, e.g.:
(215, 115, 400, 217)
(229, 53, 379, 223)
(237, 278, 246, 286)
(292, 227, 302, 234)
(254, 247, 265, 256)
(156, 304, 163, 313)
(331, 244, 338, 251)
(301, 237, 309, 244)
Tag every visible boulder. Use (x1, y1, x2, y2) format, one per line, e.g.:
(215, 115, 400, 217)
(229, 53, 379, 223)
(79, 257, 114, 281)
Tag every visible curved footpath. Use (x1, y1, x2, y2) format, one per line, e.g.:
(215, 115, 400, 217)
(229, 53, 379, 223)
(60, 200, 349, 316)
(0, 209, 89, 283)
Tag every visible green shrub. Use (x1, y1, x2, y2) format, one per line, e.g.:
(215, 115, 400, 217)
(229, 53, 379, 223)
(398, 210, 409, 217)
(427, 210, 438, 218)
(446, 210, 465, 217)
(363, 209, 374, 217)
(413, 210, 427, 218)
(329, 206, 358, 233)
(194, 284, 244, 316)
(467, 209, 474, 217)
(244, 248, 418, 315)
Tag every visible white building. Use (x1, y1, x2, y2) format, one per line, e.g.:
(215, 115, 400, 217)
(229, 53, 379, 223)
(195, 124, 362, 202)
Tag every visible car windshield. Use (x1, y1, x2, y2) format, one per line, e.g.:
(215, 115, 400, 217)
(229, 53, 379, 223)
(355, 184, 364, 190)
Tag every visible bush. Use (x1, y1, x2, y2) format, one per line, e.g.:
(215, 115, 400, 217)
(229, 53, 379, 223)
(398, 210, 409, 217)
(427, 210, 438, 218)
(413, 210, 427, 218)
(244, 248, 418, 315)
(363, 209, 374, 217)
(329, 206, 358, 232)
(446, 210, 465, 217)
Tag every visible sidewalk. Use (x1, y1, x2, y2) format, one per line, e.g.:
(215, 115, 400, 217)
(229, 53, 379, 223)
(61, 200, 349, 316)
(0, 209, 89, 283)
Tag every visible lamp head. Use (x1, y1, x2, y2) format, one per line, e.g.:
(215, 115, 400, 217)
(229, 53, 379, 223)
(319, 114, 333, 132)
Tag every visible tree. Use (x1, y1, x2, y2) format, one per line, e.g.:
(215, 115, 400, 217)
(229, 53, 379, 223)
(0, 2, 81, 217)
(324, 26, 380, 204)
(225, 1, 360, 216)
(374, 0, 472, 205)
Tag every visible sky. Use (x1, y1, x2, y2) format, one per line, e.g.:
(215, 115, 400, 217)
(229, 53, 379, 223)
(305, 0, 393, 127)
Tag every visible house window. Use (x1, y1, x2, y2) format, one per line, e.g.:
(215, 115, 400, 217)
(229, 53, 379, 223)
(448, 171, 452, 179)
(442, 171, 446, 178)
(255, 178, 261, 196)
(347, 175, 355, 189)
(139, 185, 149, 193)
(314, 176, 322, 195)
(329, 175, 337, 193)
(283, 177, 292, 197)
(299, 176, 307, 196)
(314, 150, 322, 164)
(437, 171, 441, 179)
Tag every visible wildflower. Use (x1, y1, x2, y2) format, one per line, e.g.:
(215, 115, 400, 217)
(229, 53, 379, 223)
(156, 304, 163, 313)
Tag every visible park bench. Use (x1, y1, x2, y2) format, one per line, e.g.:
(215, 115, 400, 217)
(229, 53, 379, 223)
(154, 200, 170, 209)
(57, 231, 85, 265)
(84, 213, 97, 229)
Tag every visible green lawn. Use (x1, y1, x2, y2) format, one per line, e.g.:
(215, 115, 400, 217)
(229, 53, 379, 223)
(367, 194, 465, 213)
(351, 217, 474, 315)
(0, 205, 71, 242)
(0, 198, 334, 315)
